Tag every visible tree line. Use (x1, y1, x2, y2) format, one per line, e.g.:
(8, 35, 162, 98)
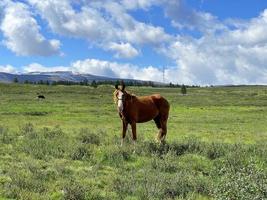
(13, 77, 199, 89)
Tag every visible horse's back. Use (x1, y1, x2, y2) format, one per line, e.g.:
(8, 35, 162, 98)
(139, 94, 169, 116)
(150, 94, 170, 110)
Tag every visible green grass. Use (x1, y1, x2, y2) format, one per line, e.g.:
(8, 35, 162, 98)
(0, 83, 267, 199)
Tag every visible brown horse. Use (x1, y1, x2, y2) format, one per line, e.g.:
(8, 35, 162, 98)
(113, 82, 170, 145)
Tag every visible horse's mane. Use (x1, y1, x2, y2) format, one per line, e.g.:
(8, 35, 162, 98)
(113, 90, 118, 104)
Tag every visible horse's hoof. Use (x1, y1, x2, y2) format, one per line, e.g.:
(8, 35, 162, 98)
(155, 135, 160, 142)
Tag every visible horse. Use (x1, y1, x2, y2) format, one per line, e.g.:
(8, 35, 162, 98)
(113, 82, 170, 146)
(37, 95, 45, 100)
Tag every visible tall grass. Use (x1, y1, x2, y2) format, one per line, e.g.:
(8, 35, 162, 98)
(0, 125, 266, 199)
(1, 84, 267, 199)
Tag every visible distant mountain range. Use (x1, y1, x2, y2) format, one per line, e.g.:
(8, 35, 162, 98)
(0, 71, 157, 84)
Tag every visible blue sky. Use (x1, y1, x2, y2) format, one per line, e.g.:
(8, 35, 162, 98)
(1, 0, 267, 85)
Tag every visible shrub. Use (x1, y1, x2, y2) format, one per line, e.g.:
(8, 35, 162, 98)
(78, 128, 101, 145)
(213, 160, 267, 200)
(42, 125, 64, 139)
(112, 172, 136, 200)
(101, 145, 132, 166)
(63, 180, 86, 200)
(4, 167, 47, 199)
(141, 140, 170, 156)
(18, 125, 68, 160)
(21, 123, 37, 139)
(112, 169, 167, 200)
(181, 84, 187, 95)
(24, 111, 48, 116)
(71, 144, 93, 161)
(150, 151, 178, 173)
(0, 127, 13, 144)
(142, 137, 203, 157)
(204, 142, 227, 160)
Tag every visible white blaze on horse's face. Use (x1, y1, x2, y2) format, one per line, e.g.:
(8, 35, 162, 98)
(117, 90, 124, 112)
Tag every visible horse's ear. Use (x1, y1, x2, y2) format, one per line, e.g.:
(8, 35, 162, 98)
(115, 84, 119, 90)
(121, 81, 125, 91)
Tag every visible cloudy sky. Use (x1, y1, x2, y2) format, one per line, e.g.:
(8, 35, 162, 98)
(1, 0, 267, 85)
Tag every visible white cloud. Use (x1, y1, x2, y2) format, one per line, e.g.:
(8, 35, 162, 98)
(23, 63, 69, 73)
(71, 59, 162, 81)
(107, 42, 139, 58)
(0, 1, 60, 56)
(71, 59, 117, 78)
(162, 0, 225, 34)
(27, 0, 116, 42)
(18, 59, 163, 82)
(104, 1, 172, 46)
(221, 10, 267, 46)
(27, 0, 172, 55)
(121, 0, 160, 10)
(160, 9, 267, 85)
(0, 65, 17, 73)
(122, 22, 172, 45)
(1, 0, 267, 85)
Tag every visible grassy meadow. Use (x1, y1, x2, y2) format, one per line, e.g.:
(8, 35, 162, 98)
(0, 83, 267, 199)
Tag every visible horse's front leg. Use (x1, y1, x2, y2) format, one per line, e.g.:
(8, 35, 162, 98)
(131, 122, 137, 153)
(121, 120, 128, 146)
(130, 121, 137, 141)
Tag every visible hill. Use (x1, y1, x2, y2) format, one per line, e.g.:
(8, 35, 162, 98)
(0, 71, 157, 85)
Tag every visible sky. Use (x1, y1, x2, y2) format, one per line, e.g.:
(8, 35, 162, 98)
(1, 0, 267, 85)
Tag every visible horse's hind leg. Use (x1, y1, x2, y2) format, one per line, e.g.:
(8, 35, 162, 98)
(158, 115, 168, 143)
(159, 121, 167, 142)
(153, 115, 162, 141)
(154, 115, 161, 129)
(154, 114, 167, 142)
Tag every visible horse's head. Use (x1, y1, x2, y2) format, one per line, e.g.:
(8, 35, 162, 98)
(113, 81, 127, 113)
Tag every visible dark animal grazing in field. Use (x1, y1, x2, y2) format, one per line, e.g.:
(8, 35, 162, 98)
(37, 95, 45, 99)
(113, 82, 170, 146)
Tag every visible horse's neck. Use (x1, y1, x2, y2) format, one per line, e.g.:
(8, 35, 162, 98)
(125, 95, 136, 107)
